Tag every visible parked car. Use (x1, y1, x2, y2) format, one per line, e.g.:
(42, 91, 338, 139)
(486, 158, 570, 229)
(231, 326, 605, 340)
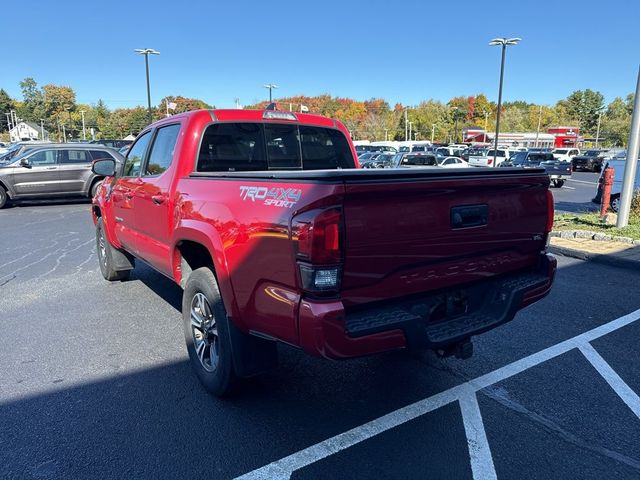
(460, 147, 488, 162)
(571, 150, 606, 172)
(395, 152, 439, 167)
(468, 148, 513, 167)
(0, 141, 52, 164)
(360, 153, 395, 168)
(552, 148, 580, 162)
(592, 159, 640, 211)
(501, 151, 572, 188)
(0, 144, 123, 208)
(438, 156, 470, 168)
(91, 108, 555, 396)
(89, 139, 133, 150)
(436, 146, 465, 158)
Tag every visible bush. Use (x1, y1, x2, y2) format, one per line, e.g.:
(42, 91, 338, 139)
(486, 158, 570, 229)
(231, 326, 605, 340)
(631, 191, 640, 217)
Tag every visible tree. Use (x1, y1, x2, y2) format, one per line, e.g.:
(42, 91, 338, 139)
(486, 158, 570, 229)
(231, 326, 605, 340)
(601, 96, 633, 146)
(17, 77, 44, 121)
(563, 89, 605, 135)
(0, 89, 15, 132)
(159, 95, 211, 115)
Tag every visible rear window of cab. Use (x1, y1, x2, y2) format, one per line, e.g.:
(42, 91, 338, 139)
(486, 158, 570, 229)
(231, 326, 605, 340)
(196, 122, 355, 172)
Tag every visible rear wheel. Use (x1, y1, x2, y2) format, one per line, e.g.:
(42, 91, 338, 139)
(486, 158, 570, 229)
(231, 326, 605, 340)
(0, 186, 7, 209)
(96, 218, 131, 281)
(552, 179, 565, 188)
(183, 267, 237, 397)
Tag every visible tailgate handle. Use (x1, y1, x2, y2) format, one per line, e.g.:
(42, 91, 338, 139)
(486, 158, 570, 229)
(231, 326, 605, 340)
(451, 205, 488, 229)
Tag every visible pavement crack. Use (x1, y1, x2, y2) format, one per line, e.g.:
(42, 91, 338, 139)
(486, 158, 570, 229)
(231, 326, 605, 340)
(0, 275, 16, 286)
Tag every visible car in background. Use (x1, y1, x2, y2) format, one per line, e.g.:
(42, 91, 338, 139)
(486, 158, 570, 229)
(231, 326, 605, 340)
(436, 146, 465, 158)
(552, 148, 580, 162)
(360, 153, 396, 168)
(0, 141, 52, 164)
(89, 139, 133, 150)
(118, 145, 131, 156)
(602, 148, 627, 161)
(468, 148, 513, 168)
(438, 156, 470, 168)
(501, 151, 572, 188)
(571, 150, 606, 172)
(355, 144, 396, 153)
(395, 152, 439, 168)
(0, 144, 124, 209)
(592, 159, 640, 212)
(460, 147, 488, 161)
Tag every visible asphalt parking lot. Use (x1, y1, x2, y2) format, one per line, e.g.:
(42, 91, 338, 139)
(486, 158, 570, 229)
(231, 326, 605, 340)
(552, 171, 600, 213)
(1, 196, 640, 480)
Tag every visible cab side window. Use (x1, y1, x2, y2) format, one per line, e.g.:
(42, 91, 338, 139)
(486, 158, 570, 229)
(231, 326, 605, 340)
(144, 124, 181, 176)
(123, 132, 151, 177)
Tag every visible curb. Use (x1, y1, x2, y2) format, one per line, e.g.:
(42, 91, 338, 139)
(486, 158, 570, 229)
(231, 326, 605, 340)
(550, 230, 640, 245)
(549, 244, 640, 270)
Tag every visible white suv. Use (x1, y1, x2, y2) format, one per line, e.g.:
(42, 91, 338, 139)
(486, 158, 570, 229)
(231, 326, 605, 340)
(552, 148, 580, 162)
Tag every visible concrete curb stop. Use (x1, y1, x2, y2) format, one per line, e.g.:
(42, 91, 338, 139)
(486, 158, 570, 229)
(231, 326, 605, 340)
(549, 230, 640, 270)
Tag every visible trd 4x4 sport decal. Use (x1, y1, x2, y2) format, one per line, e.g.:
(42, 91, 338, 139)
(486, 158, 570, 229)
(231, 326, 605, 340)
(239, 186, 302, 208)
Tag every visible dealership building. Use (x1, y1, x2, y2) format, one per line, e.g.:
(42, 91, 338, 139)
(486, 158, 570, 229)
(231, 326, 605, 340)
(463, 126, 580, 148)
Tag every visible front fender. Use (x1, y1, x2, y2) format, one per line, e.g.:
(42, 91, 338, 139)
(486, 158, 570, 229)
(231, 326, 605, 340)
(172, 221, 242, 325)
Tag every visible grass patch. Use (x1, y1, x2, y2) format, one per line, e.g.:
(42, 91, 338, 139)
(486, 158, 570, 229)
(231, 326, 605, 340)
(554, 212, 640, 240)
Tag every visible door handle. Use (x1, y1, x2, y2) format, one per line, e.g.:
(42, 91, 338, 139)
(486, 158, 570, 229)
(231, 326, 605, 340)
(152, 195, 166, 205)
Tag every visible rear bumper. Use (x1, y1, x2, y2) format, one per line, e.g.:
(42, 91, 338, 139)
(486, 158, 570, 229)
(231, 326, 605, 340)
(298, 253, 556, 359)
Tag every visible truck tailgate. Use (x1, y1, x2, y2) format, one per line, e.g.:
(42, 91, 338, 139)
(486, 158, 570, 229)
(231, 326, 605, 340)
(340, 169, 550, 307)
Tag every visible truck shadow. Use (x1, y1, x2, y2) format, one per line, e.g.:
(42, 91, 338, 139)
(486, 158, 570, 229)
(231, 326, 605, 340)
(554, 201, 599, 214)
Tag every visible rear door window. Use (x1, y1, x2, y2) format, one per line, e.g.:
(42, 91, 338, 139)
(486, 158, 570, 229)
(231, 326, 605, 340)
(59, 150, 91, 164)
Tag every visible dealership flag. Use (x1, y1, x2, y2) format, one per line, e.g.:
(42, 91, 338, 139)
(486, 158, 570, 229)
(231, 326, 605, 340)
(300, 104, 309, 112)
(167, 102, 177, 110)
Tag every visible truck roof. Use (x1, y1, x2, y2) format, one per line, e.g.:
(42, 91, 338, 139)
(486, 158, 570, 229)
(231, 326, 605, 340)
(153, 109, 339, 129)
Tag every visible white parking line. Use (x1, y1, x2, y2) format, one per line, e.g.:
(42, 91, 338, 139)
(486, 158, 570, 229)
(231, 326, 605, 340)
(580, 343, 640, 420)
(235, 307, 640, 480)
(562, 186, 576, 190)
(568, 179, 599, 185)
(459, 388, 497, 480)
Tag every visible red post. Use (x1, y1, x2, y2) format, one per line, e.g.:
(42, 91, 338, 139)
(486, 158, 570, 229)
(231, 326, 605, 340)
(600, 166, 615, 217)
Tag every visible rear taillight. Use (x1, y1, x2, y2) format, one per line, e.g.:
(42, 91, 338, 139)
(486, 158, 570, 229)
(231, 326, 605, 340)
(546, 189, 554, 233)
(292, 207, 343, 293)
(487, 158, 493, 165)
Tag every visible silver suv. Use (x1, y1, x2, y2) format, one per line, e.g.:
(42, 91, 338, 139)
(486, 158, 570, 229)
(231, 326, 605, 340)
(0, 144, 124, 208)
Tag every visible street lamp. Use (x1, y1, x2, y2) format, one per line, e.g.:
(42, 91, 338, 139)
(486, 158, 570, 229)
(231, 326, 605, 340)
(135, 48, 160, 125)
(489, 37, 521, 162)
(431, 123, 436, 143)
(451, 106, 460, 143)
(263, 83, 279, 103)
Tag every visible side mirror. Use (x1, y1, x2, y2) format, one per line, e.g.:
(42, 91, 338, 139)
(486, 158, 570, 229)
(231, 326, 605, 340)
(92, 158, 116, 177)
(19, 158, 30, 168)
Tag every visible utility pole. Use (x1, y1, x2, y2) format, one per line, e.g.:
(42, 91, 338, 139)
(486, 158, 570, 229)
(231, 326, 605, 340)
(404, 109, 408, 141)
(62, 124, 67, 143)
(409, 122, 413, 142)
(431, 124, 436, 143)
(484, 111, 489, 139)
(135, 48, 160, 125)
(616, 66, 640, 228)
(263, 84, 279, 103)
(535, 105, 543, 147)
(452, 107, 459, 143)
(5, 113, 12, 142)
(595, 112, 602, 148)
(80, 110, 86, 140)
(414, 132, 418, 140)
(489, 37, 521, 163)
(384, 129, 388, 141)
(40, 119, 45, 140)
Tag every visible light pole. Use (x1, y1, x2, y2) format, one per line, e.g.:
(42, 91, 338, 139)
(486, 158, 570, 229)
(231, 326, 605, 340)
(66, 107, 72, 139)
(263, 84, 279, 103)
(80, 110, 86, 140)
(40, 119, 45, 140)
(431, 123, 436, 143)
(452, 106, 459, 143)
(384, 129, 388, 141)
(135, 48, 160, 125)
(595, 112, 602, 148)
(535, 105, 542, 147)
(489, 37, 521, 162)
(484, 111, 489, 137)
(409, 122, 413, 142)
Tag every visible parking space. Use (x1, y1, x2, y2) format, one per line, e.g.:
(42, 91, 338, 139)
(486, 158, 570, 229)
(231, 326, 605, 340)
(2, 202, 640, 480)
(552, 171, 600, 213)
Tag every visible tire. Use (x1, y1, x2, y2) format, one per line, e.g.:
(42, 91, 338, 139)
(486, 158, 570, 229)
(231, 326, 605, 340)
(183, 267, 237, 397)
(96, 218, 131, 281)
(90, 179, 104, 198)
(0, 186, 7, 209)
(552, 180, 565, 188)
(610, 194, 620, 212)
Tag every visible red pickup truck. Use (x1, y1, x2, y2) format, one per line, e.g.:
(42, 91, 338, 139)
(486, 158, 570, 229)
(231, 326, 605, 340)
(91, 109, 556, 396)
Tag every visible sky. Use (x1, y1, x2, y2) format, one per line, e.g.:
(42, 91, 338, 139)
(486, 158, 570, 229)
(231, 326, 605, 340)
(2, 0, 639, 110)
